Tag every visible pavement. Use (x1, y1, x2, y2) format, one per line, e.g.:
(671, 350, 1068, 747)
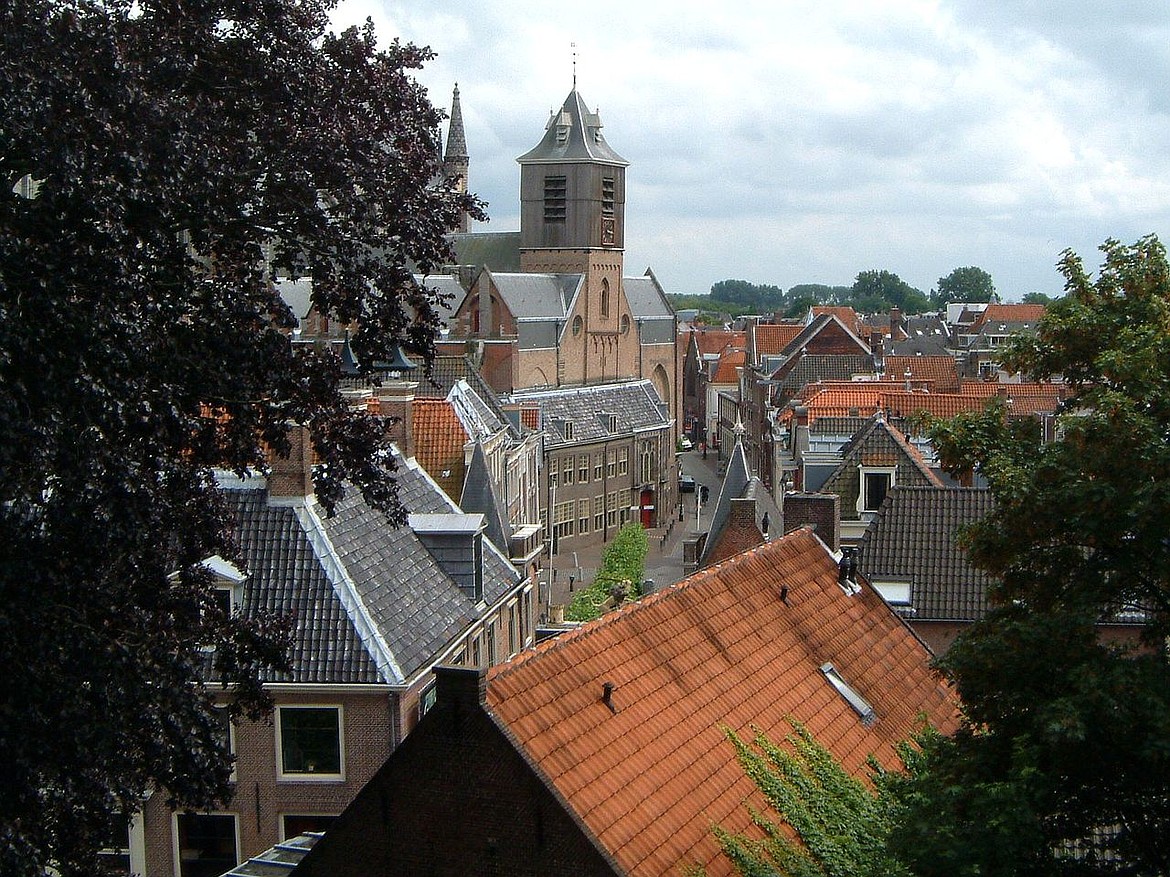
(542, 447, 729, 615)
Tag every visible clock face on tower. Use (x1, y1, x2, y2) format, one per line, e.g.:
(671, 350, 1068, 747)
(602, 217, 616, 246)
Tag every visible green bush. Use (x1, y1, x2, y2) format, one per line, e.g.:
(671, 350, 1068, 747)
(564, 523, 648, 622)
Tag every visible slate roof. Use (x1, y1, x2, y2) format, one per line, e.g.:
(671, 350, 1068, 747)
(622, 272, 675, 321)
(486, 271, 583, 320)
(517, 89, 629, 166)
(449, 231, 522, 273)
(486, 527, 959, 877)
(224, 455, 519, 686)
(856, 486, 996, 621)
(771, 353, 876, 400)
(507, 380, 669, 448)
(415, 355, 518, 438)
(699, 438, 782, 567)
(416, 274, 468, 329)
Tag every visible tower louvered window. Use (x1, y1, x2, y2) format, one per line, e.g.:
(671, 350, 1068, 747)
(543, 176, 566, 223)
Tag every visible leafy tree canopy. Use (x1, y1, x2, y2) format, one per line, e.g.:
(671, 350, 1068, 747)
(933, 265, 996, 307)
(851, 270, 932, 314)
(1020, 291, 1061, 305)
(890, 236, 1170, 876)
(565, 523, 648, 622)
(0, 0, 479, 873)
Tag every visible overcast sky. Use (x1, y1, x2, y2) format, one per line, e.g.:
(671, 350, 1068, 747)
(331, 0, 1170, 300)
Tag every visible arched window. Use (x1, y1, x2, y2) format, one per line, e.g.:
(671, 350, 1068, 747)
(600, 278, 610, 318)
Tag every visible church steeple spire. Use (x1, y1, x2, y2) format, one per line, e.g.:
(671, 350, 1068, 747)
(443, 84, 470, 233)
(444, 83, 468, 162)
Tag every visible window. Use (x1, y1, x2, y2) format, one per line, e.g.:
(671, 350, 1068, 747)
(579, 454, 589, 482)
(487, 619, 498, 664)
(620, 314, 630, 334)
(593, 496, 605, 531)
(543, 176, 566, 223)
(571, 314, 583, 336)
(277, 706, 343, 779)
(593, 453, 603, 481)
(418, 680, 437, 718)
(98, 815, 144, 875)
(175, 813, 238, 877)
(560, 420, 574, 442)
(578, 498, 590, 535)
(859, 467, 895, 513)
(618, 489, 632, 524)
(616, 448, 629, 476)
(508, 600, 520, 656)
(554, 501, 575, 540)
(640, 448, 653, 484)
(600, 278, 610, 317)
(607, 413, 618, 433)
(606, 452, 616, 478)
(606, 491, 619, 528)
(602, 177, 615, 216)
(821, 663, 876, 725)
(281, 814, 337, 840)
(873, 579, 912, 607)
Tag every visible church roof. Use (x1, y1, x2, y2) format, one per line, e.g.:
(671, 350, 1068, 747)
(487, 271, 583, 319)
(623, 272, 675, 321)
(517, 88, 629, 167)
(449, 232, 522, 273)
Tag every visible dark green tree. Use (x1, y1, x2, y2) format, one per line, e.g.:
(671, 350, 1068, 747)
(933, 266, 996, 307)
(850, 270, 931, 314)
(705, 722, 916, 877)
(0, 0, 481, 873)
(889, 236, 1170, 875)
(1020, 291, 1060, 305)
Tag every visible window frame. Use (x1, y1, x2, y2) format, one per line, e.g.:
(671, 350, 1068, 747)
(276, 705, 345, 782)
(173, 811, 239, 877)
(280, 813, 338, 841)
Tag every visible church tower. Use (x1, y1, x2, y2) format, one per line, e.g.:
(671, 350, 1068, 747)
(517, 89, 628, 271)
(444, 84, 470, 233)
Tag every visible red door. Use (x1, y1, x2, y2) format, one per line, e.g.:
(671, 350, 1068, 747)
(640, 488, 654, 529)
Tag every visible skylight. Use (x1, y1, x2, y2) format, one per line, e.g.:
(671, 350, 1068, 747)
(821, 663, 876, 725)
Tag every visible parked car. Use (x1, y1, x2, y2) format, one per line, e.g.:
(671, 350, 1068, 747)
(679, 474, 696, 493)
(679, 436, 694, 451)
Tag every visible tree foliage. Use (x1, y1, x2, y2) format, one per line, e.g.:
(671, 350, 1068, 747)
(851, 269, 932, 314)
(933, 266, 996, 307)
(706, 722, 915, 877)
(565, 523, 648, 622)
(0, 0, 480, 873)
(890, 236, 1170, 875)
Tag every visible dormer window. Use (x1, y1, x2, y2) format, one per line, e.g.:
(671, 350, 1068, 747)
(607, 413, 618, 433)
(560, 420, 575, 441)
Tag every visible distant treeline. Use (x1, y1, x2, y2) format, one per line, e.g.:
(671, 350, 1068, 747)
(668, 267, 1060, 320)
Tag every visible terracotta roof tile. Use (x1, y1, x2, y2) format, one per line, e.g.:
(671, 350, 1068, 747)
(694, 329, 746, 356)
(753, 323, 804, 356)
(486, 529, 958, 877)
(812, 306, 862, 334)
(885, 356, 961, 393)
(973, 303, 1047, 330)
(411, 400, 468, 501)
(710, 348, 747, 384)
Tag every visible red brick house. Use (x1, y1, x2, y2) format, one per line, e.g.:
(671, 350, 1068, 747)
(293, 527, 958, 877)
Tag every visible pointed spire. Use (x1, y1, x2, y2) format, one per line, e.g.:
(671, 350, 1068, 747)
(444, 83, 468, 161)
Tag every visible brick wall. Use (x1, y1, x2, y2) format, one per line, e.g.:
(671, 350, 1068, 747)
(784, 493, 841, 552)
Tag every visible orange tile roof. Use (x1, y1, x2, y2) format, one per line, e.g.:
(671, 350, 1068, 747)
(694, 329, 746, 357)
(411, 400, 468, 500)
(781, 382, 905, 422)
(753, 323, 804, 356)
(710, 348, 747, 384)
(879, 391, 988, 420)
(486, 529, 958, 877)
(812, 306, 861, 334)
(885, 356, 961, 393)
(973, 303, 1046, 329)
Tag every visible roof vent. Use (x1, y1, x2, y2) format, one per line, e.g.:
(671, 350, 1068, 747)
(601, 681, 617, 714)
(837, 548, 860, 595)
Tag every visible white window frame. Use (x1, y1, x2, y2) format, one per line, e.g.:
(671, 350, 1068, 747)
(172, 811, 239, 877)
(872, 579, 912, 607)
(857, 465, 896, 516)
(276, 705, 345, 782)
(98, 811, 146, 876)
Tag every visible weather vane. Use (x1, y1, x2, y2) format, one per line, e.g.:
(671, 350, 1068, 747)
(571, 41, 577, 88)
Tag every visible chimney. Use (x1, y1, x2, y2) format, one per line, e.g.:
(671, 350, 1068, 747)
(433, 664, 486, 731)
(374, 380, 418, 459)
(601, 682, 617, 713)
(267, 424, 314, 501)
(410, 513, 486, 603)
(782, 492, 840, 552)
(890, 306, 905, 341)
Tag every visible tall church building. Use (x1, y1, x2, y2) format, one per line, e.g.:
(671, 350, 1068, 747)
(442, 86, 678, 425)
